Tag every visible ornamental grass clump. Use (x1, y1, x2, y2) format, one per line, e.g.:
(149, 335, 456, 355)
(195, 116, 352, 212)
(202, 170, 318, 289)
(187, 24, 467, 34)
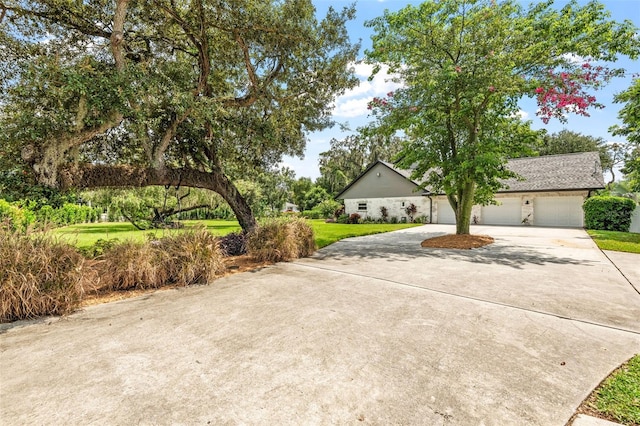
(97, 240, 166, 291)
(97, 228, 224, 291)
(246, 218, 316, 262)
(0, 230, 85, 322)
(156, 228, 225, 285)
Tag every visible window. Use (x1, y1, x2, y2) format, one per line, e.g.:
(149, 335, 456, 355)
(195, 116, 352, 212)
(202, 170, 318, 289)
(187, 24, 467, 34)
(358, 202, 367, 211)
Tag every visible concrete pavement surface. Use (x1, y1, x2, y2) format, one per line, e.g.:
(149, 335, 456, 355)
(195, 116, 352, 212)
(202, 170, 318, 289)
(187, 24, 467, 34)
(1, 225, 639, 425)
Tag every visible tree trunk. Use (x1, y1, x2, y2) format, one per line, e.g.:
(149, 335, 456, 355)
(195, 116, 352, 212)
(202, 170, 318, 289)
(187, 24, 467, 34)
(451, 181, 475, 235)
(57, 163, 258, 232)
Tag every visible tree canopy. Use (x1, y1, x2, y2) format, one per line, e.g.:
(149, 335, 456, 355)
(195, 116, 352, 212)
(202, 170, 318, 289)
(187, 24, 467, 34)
(611, 78, 640, 192)
(0, 0, 359, 231)
(317, 127, 404, 195)
(365, 0, 639, 234)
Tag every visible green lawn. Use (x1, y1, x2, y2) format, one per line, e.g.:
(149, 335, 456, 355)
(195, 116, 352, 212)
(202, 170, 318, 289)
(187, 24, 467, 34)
(587, 230, 640, 254)
(309, 220, 421, 248)
(591, 354, 640, 425)
(52, 219, 422, 250)
(52, 220, 242, 249)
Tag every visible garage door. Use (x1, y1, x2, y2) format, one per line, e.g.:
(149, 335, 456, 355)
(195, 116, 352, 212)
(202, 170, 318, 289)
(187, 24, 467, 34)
(481, 198, 522, 225)
(534, 196, 584, 227)
(437, 200, 456, 224)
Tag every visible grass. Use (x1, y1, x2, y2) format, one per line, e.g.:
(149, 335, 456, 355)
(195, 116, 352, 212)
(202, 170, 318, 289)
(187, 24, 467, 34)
(51, 219, 421, 250)
(309, 220, 421, 248)
(587, 229, 640, 254)
(52, 220, 242, 248)
(590, 354, 640, 425)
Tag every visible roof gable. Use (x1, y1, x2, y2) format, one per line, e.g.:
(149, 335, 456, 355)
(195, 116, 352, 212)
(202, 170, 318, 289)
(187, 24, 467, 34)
(335, 161, 422, 199)
(336, 152, 605, 198)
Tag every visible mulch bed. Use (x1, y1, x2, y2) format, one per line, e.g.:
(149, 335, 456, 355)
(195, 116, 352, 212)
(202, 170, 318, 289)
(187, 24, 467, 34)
(421, 234, 495, 249)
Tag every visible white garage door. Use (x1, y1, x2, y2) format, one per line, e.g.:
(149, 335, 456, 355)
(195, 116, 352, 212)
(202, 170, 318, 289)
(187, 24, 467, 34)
(437, 200, 456, 224)
(534, 196, 584, 227)
(482, 198, 521, 225)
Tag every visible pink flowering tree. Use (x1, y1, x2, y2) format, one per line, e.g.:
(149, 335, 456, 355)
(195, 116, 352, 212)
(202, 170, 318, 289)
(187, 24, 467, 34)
(366, 0, 639, 234)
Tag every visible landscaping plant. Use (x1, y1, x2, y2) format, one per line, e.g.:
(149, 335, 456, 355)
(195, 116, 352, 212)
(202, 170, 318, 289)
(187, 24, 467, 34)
(246, 217, 316, 262)
(0, 229, 86, 322)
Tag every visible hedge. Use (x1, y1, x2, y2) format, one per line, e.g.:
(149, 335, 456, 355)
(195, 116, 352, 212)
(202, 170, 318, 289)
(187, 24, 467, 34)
(583, 196, 637, 232)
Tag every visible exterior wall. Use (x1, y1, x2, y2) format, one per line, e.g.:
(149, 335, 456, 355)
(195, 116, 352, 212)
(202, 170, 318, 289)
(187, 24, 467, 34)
(630, 205, 640, 233)
(432, 190, 590, 226)
(344, 196, 431, 222)
(339, 163, 419, 199)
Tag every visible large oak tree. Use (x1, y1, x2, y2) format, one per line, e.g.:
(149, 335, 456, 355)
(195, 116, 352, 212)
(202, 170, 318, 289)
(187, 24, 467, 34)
(0, 0, 359, 231)
(365, 0, 639, 234)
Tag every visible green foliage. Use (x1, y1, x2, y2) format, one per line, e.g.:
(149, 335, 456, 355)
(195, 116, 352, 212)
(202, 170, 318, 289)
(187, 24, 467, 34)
(592, 355, 640, 424)
(536, 129, 612, 170)
(0, 199, 35, 232)
(318, 127, 404, 195)
(0, 229, 86, 322)
(315, 199, 342, 218)
(611, 79, 640, 191)
(246, 217, 316, 262)
(583, 196, 637, 232)
(365, 0, 639, 234)
(300, 186, 331, 211)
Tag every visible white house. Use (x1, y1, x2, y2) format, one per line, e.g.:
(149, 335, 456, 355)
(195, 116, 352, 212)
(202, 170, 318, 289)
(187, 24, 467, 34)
(335, 152, 605, 228)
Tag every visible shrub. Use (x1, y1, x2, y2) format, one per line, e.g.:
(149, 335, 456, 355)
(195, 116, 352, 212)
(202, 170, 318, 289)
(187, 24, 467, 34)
(0, 199, 35, 233)
(97, 241, 166, 291)
(157, 228, 225, 285)
(379, 206, 389, 222)
(405, 203, 418, 222)
(98, 229, 224, 290)
(301, 210, 322, 219)
(246, 217, 316, 262)
(389, 216, 399, 224)
(80, 238, 121, 258)
(583, 196, 637, 232)
(315, 199, 342, 218)
(0, 230, 85, 322)
(348, 213, 361, 224)
(337, 214, 349, 224)
(218, 231, 247, 256)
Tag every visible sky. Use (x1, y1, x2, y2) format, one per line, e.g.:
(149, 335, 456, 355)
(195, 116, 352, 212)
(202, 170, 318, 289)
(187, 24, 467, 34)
(281, 0, 640, 180)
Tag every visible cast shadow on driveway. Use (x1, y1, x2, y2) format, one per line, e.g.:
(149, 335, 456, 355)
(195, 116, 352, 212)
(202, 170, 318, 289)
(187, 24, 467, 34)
(312, 236, 595, 270)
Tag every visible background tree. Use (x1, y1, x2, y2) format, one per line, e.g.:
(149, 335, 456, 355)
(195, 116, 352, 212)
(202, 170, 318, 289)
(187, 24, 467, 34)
(535, 129, 613, 179)
(317, 126, 404, 195)
(0, 0, 359, 232)
(611, 78, 640, 192)
(366, 0, 639, 234)
(291, 177, 315, 210)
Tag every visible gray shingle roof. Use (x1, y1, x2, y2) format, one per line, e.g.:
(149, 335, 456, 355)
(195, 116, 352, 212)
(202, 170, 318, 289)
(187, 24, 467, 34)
(500, 151, 604, 192)
(345, 152, 605, 196)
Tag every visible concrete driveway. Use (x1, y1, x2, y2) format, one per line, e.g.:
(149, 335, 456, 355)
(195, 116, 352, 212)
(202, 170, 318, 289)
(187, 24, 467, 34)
(1, 225, 639, 425)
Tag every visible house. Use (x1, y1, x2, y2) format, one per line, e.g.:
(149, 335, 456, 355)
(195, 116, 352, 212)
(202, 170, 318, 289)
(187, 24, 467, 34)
(335, 152, 605, 228)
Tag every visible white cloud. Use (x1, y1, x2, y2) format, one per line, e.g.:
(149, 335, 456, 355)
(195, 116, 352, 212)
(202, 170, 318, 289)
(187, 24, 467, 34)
(512, 110, 529, 119)
(332, 62, 403, 119)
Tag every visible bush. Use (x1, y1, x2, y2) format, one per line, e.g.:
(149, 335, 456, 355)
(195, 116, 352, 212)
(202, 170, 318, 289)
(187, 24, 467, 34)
(98, 228, 224, 291)
(584, 196, 637, 232)
(315, 199, 342, 218)
(337, 214, 349, 224)
(379, 206, 389, 222)
(389, 216, 399, 224)
(0, 230, 85, 322)
(348, 213, 361, 224)
(246, 217, 316, 262)
(0, 199, 35, 233)
(218, 231, 247, 256)
(301, 210, 323, 219)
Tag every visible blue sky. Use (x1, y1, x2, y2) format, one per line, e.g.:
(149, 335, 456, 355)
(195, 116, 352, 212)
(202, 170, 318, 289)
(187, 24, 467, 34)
(281, 0, 640, 180)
